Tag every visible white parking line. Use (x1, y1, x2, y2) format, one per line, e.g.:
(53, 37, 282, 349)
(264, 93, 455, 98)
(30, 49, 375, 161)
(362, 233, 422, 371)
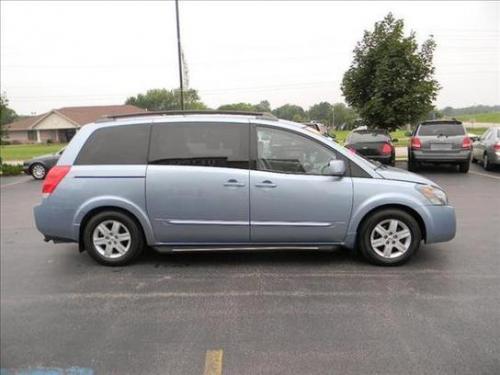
(0, 179, 30, 188)
(469, 171, 500, 180)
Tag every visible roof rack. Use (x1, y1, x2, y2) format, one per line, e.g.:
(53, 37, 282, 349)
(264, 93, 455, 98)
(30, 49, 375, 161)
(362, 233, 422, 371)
(98, 110, 278, 122)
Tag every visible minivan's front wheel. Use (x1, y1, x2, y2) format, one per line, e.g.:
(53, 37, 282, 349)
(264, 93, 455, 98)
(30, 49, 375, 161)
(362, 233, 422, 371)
(84, 211, 144, 266)
(358, 209, 422, 266)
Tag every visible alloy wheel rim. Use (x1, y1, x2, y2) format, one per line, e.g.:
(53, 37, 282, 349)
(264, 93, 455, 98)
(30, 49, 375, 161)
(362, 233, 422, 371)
(92, 220, 131, 259)
(32, 165, 46, 179)
(370, 219, 412, 259)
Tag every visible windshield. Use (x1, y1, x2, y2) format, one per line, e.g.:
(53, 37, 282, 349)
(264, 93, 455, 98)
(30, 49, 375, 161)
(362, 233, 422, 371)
(348, 131, 390, 143)
(418, 123, 465, 136)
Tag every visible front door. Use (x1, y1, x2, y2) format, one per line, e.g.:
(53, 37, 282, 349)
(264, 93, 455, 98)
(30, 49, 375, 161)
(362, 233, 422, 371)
(146, 121, 250, 244)
(250, 125, 353, 243)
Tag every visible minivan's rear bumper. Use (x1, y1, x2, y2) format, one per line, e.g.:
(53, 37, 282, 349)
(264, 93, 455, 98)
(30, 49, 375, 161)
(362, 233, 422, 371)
(411, 149, 471, 162)
(34, 201, 77, 243)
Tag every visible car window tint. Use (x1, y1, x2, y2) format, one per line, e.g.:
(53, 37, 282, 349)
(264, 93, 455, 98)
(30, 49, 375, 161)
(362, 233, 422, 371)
(75, 124, 150, 165)
(417, 124, 465, 136)
(149, 122, 249, 169)
(347, 131, 390, 143)
(256, 126, 338, 175)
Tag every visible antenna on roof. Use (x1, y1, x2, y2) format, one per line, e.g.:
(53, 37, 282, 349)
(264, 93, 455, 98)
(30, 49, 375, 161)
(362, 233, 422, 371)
(175, 0, 184, 110)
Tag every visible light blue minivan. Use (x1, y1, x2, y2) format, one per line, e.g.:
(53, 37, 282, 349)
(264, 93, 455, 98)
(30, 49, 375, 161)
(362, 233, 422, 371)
(34, 111, 456, 266)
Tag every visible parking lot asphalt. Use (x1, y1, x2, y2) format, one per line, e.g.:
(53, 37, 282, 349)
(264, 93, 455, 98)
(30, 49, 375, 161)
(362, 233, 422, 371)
(1, 163, 499, 375)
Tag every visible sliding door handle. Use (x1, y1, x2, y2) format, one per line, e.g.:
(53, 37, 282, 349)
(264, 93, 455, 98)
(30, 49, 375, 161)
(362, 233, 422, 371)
(224, 179, 245, 187)
(255, 180, 277, 188)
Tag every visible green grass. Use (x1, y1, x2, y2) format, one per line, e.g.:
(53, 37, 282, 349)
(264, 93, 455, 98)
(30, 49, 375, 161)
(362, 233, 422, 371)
(466, 127, 488, 136)
(0, 143, 66, 161)
(455, 112, 500, 123)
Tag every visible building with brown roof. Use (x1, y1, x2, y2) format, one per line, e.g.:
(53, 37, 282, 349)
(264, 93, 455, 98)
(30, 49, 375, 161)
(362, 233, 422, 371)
(5, 105, 146, 144)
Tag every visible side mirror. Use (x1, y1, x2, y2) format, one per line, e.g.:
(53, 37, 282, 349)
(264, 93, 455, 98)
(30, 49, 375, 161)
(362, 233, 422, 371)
(392, 138, 399, 143)
(327, 159, 346, 177)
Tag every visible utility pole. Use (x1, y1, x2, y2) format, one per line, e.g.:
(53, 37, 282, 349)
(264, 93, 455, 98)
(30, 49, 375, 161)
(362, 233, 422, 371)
(175, 0, 184, 110)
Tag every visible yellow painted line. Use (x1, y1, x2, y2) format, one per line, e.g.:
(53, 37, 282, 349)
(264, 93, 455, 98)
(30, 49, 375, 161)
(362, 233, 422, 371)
(469, 171, 500, 180)
(203, 349, 223, 375)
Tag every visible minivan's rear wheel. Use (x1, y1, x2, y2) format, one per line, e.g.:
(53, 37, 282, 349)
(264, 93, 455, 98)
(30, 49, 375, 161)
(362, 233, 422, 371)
(30, 163, 47, 180)
(358, 209, 422, 266)
(84, 211, 144, 266)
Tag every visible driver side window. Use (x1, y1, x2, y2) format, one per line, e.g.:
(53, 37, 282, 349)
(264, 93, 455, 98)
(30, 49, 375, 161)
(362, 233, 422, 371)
(256, 126, 338, 175)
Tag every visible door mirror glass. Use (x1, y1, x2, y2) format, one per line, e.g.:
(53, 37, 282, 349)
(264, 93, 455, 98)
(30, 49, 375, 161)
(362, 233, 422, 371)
(327, 159, 346, 176)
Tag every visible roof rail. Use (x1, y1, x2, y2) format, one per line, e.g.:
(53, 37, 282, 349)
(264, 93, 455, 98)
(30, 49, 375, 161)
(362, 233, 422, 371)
(97, 110, 278, 122)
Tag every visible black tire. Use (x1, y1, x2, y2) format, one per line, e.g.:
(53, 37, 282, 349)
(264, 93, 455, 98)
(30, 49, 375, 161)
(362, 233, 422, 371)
(83, 210, 144, 266)
(458, 161, 470, 173)
(408, 159, 419, 172)
(30, 163, 47, 180)
(483, 153, 493, 171)
(358, 209, 422, 266)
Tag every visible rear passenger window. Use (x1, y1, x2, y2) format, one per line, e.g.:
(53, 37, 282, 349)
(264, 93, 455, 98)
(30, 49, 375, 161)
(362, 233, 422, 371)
(149, 123, 249, 169)
(75, 125, 150, 165)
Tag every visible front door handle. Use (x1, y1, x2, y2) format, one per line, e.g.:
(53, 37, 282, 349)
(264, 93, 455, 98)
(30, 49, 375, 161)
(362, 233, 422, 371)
(255, 180, 277, 188)
(224, 179, 245, 187)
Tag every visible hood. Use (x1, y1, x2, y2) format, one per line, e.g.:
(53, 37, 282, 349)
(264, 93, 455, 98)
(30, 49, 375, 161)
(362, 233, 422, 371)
(375, 166, 438, 187)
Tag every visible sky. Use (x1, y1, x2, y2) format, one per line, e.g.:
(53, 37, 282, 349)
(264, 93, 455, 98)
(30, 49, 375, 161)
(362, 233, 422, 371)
(1, 0, 499, 115)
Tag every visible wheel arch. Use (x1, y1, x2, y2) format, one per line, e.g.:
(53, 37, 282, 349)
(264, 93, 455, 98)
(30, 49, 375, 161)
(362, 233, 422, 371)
(78, 205, 153, 252)
(355, 204, 427, 244)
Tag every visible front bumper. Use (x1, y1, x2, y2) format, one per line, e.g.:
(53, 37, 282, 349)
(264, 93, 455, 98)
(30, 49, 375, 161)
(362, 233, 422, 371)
(411, 149, 471, 163)
(423, 205, 456, 244)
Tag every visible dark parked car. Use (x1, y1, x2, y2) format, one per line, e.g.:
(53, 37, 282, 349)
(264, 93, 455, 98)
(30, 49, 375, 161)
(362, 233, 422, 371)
(345, 129, 396, 166)
(23, 148, 64, 180)
(408, 120, 472, 173)
(472, 127, 500, 170)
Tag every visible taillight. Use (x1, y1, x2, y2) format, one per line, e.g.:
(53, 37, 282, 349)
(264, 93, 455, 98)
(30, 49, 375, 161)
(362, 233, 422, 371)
(380, 143, 392, 154)
(461, 137, 472, 150)
(42, 165, 71, 197)
(494, 142, 500, 151)
(410, 137, 422, 149)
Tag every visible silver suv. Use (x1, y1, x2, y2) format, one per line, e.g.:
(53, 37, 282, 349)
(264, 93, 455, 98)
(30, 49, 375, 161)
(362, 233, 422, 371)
(34, 111, 456, 267)
(408, 120, 472, 173)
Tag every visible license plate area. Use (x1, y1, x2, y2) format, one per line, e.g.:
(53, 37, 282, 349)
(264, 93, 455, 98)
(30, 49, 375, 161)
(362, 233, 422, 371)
(430, 143, 452, 151)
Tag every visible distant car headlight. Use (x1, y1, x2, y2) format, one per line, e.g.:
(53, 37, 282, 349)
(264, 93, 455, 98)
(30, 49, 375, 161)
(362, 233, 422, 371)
(416, 185, 448, 205)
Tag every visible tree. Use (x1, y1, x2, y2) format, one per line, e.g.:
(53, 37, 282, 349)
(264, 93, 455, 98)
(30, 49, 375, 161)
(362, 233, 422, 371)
(125, 88, 207, 111)
(308, 102, 333, 126)
(341, 13, 439, 130)
(254, 100, 271, 113)
(217, 100, 271, 113)
(1, 93, 18, 143)
(217, 102, 257, 112)
(332, 103, 358, 129)
(272, 104, 307, 122)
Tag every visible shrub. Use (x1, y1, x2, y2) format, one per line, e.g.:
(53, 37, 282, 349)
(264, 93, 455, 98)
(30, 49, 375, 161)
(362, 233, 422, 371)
(0, 163, 24, 176)
(46, 139, 54, 144)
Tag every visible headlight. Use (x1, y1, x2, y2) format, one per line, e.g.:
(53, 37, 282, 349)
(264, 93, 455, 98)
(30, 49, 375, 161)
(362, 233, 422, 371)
(416, 185, 448, 205)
